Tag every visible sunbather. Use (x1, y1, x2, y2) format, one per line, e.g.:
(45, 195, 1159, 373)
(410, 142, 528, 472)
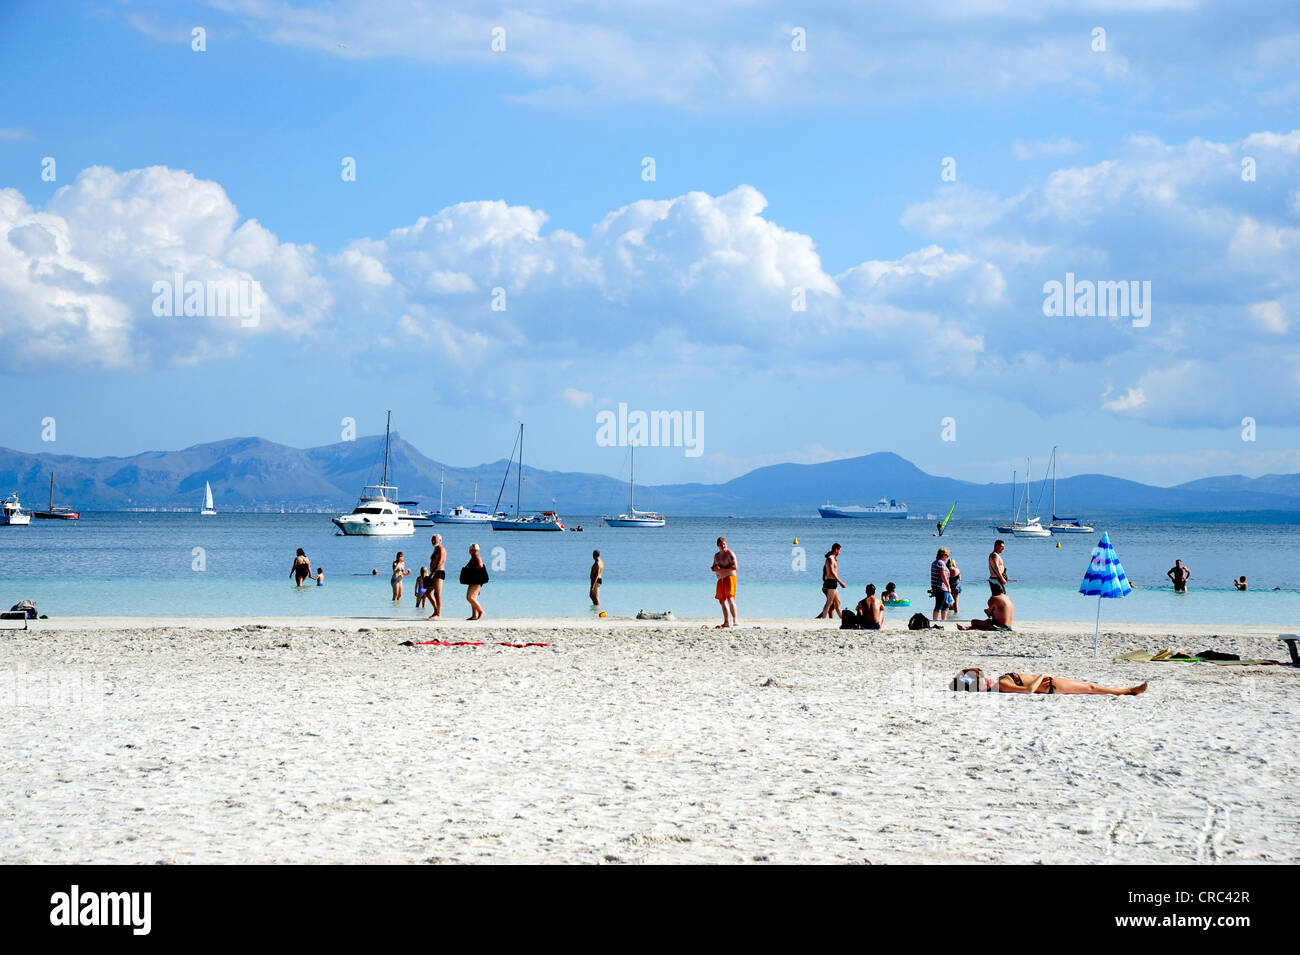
(950, 667, 1147, 695)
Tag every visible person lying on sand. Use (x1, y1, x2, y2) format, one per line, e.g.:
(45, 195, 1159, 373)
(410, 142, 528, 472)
(950, 667, 1147, 695)
(956, 583, 1014, 631)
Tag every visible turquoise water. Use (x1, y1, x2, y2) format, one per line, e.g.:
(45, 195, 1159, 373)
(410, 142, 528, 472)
(0, 513, 1296, 624)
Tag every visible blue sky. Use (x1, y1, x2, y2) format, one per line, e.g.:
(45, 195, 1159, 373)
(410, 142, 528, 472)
(1, 0, 1298, 487)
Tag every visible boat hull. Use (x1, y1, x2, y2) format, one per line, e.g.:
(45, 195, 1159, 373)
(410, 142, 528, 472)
(0, 515, 31, 526)
(818, 506, 907, 519)
(33, 511, 80, 520)
(604, 517, 666, 527)
(492, 521, 564, 531)
(429, 513, 497, 524)
(333, 518, 415, 536)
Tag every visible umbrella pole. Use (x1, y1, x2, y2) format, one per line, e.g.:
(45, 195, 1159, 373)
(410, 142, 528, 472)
(1093, 594, 1102, 657)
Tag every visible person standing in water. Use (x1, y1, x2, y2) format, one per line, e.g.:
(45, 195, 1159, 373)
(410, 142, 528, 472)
(290, 548, 312, 587)
(1234, 576, 1249, 591)
(391, 551, 411, 601)
(461, 543, 487, 620)
(817, 543, 847, 619)
(711, 536, 739, 629)
(1167, 559, 1191, 593)
(427, 534, 447, 619)
(946, 556, 962, 616)
(590, 550, 604, 606)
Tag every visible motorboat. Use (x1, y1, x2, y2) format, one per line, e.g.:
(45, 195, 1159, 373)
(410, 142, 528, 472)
(1, 493, 31, 526)
(491, 423, 564, 531)
(603, 444, 665, 527)
(332, 412, 415, 536)
(33, 473, 80, 520)
(818, 497, 908, 519)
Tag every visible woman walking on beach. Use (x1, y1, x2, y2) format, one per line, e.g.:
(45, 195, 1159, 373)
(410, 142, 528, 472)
(460, 543, 488, 620)
(290, 548, 312, 587)
(391, 551, 411, 601)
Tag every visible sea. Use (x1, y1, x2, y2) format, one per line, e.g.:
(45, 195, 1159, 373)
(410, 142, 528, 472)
(1, 513, 1297, 626)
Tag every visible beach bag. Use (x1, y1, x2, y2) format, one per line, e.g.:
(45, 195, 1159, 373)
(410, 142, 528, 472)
(907, 612, 931, 631)
(459, 562, 489, 586)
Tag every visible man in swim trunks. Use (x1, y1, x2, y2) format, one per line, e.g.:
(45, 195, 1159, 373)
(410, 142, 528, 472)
(950, 667, 1146, 695)
(712, 536, 738, 628)
(1167, 559, 1190, 593)
(1234, 576, 1248, 591)
(427, 534, 447, 619)
(590, 549, 604, 606)
(988, 539, 1008, 594)
(956, 583, 1014, 631)
(817, 543, 846, 619)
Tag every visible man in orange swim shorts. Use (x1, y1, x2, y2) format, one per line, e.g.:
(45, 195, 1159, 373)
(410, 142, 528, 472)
(712, 536, 738, 628)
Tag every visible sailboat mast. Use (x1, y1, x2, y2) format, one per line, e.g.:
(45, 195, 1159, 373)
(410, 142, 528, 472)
(439, 467, 445, 513)
(1051, 446, 1058, 519)
(516, 423, 523, 515)
(381, 410, 392, 488)
(630, 444, 635, 511)
(49, 473, 54, 510)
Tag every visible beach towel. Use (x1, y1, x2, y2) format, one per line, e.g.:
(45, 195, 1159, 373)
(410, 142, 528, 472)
(400, 640, 550, 648)
(1113, 648, 1284, 666)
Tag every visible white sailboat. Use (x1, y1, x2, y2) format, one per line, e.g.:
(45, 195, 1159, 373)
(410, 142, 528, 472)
(491, 423, 564, 531)
(201, 481, 217, 516)
(1047, 446, 1094, 534)
(1011, 459, 1051, 537)
(429, 469, 502, 524)
(603, 444, 665, 527)
(332, 412, 416, 536)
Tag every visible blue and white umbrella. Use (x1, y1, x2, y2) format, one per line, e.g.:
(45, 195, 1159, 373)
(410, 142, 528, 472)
(1080, 532, 1132, 656)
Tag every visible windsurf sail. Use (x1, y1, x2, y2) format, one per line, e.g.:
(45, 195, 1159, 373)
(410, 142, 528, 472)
(939, 501, 957, 532)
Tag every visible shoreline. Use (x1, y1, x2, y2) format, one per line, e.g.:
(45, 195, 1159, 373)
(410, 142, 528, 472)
(18, 615, 1290, 639)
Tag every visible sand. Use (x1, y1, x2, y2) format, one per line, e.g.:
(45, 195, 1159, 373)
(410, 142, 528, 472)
(2, 615, 1297, 864)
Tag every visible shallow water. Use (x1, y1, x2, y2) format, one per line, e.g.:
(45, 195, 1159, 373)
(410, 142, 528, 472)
(0, 513, 1295, 625)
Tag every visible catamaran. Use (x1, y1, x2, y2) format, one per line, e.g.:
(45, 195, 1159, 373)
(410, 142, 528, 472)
(200, 480, 217, 516)
(332, 412, 416, 536)
(603, 444, 665, 527)
(429, 469, 503, 524)
(491, 423, 564, 531)
(1046, 446, 1094, 534)
(34, 473, 80, 520)
(1, 493, 31, 526)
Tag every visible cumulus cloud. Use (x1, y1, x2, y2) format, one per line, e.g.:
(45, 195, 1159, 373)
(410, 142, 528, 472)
(0, 166, 328, 369)
(1012, 137, 1083, 160)
(9, 130, 1300, 428)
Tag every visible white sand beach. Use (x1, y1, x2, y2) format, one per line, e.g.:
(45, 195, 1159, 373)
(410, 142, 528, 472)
(2, 616, 1297, 864)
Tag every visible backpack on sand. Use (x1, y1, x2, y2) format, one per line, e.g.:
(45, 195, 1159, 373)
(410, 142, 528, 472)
(908, 612, 933, 631)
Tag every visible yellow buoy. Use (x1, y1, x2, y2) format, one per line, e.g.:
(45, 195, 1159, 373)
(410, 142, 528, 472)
(1056, 541, 1061, 548)
(599, 611, 607, 618)
(793, 538, 799, 545)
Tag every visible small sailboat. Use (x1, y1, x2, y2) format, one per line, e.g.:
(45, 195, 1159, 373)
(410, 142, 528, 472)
(1, 493, 31, 526)
(429, 469, 502, 523)
(603, 445, 666, 527)
(491, 424, 564, 531)
(1010, 459, 1051, 537)
(200, 481, 217, 516)
(332, 411, 416, 536)
(34, 473, 80, 520)
(1046, 446, 1094, 534)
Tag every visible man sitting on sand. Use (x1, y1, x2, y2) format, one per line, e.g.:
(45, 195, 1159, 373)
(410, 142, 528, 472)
(950, 667, 1146, 696)
(956, 583, 1014, 631)
(841, 583, 884, 630)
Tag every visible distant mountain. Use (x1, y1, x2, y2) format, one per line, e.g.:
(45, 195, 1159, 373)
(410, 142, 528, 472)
(1, 440, 1298, 516)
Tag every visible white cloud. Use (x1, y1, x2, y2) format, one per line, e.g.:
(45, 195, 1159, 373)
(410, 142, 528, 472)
(561, 387, 594, 407)
(0, 127, 31, 141)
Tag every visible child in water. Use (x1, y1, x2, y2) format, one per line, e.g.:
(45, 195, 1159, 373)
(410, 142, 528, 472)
(315, 567, 324, 586)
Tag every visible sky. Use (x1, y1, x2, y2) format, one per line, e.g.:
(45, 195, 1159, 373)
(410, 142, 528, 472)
(1, 0, 1298, 488)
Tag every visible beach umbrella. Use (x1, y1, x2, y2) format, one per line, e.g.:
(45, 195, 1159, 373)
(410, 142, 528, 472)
(1079, 532, 1132, 657)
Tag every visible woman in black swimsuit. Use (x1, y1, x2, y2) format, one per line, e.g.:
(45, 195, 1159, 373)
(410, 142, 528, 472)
(290, 548, 312, 587)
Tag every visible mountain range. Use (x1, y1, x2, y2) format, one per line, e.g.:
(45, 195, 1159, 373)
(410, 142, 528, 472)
(2, 436, 1299, 516)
